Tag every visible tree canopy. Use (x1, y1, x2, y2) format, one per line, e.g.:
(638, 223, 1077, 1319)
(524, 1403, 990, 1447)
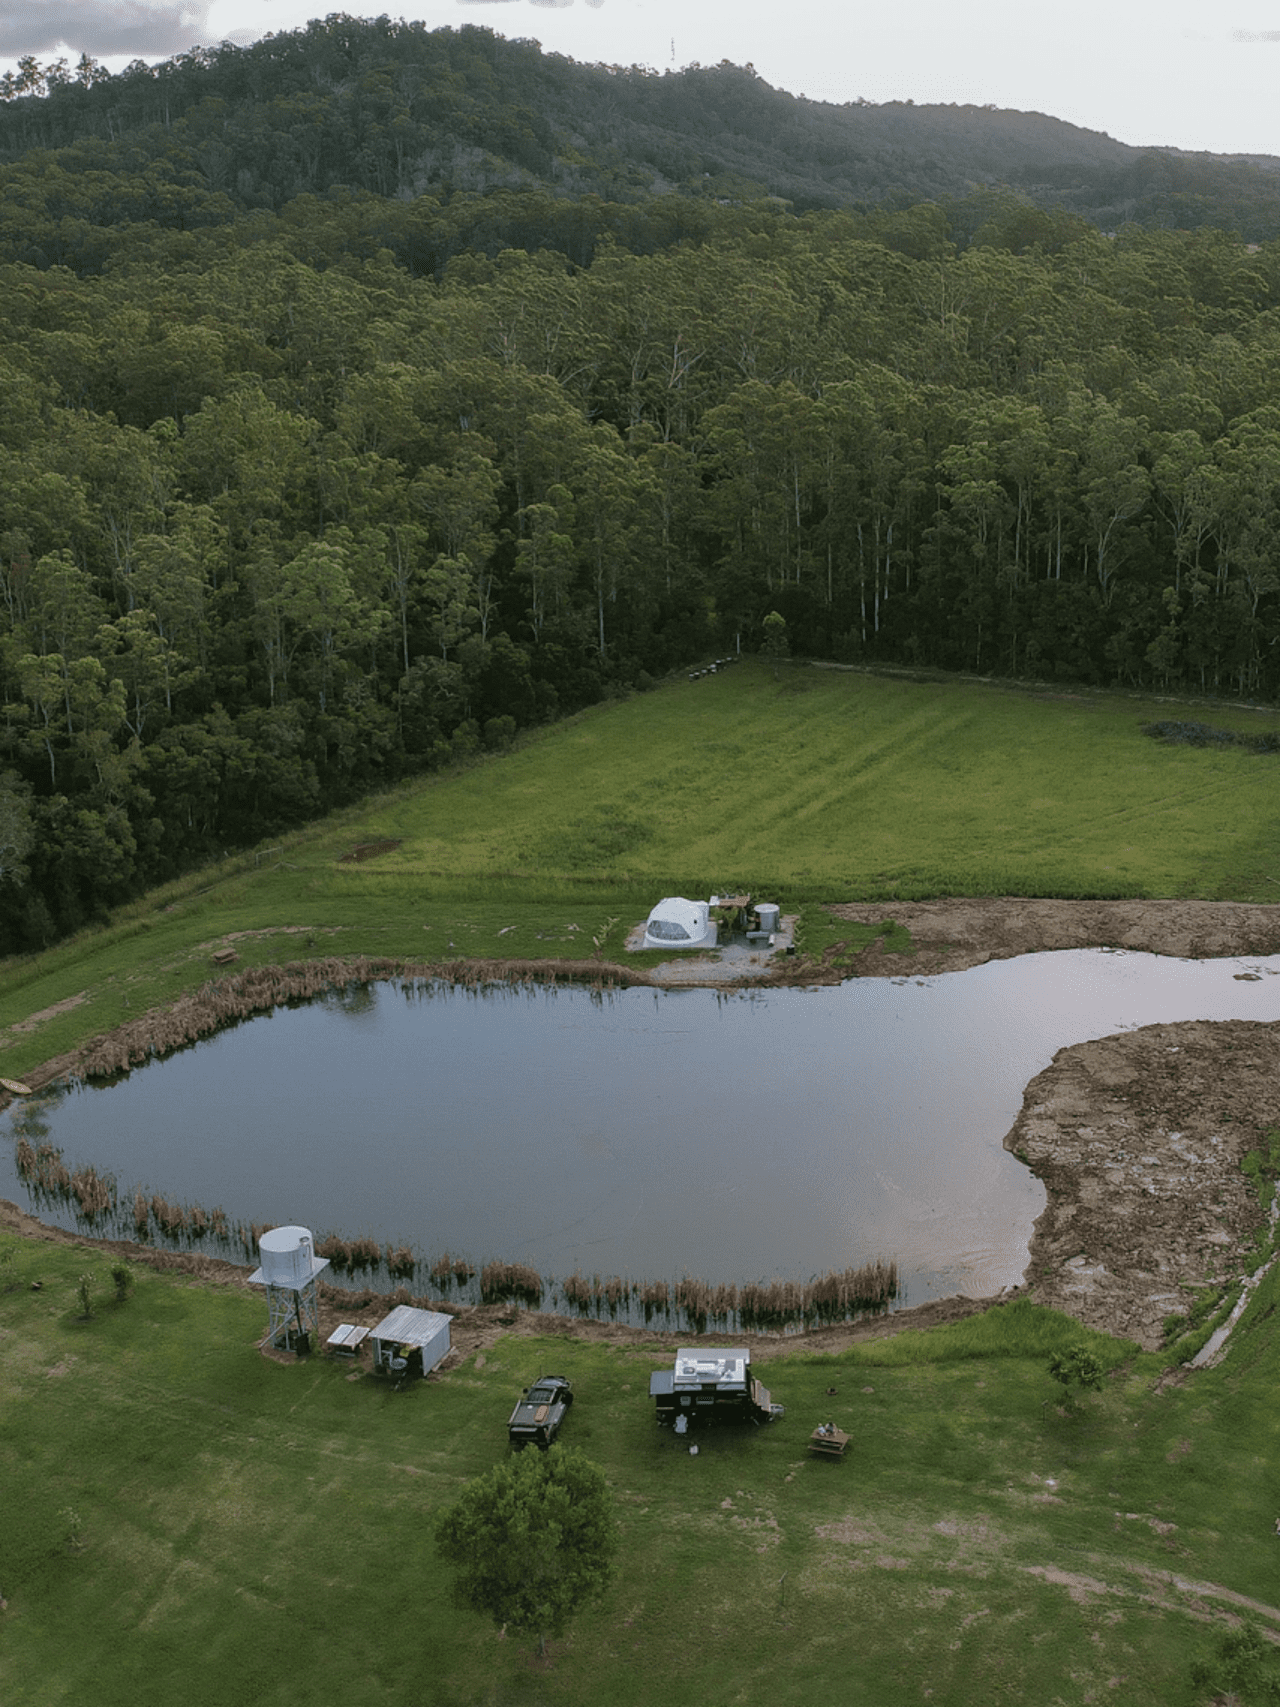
(3, 22, 1280, 240)
(434, 1444, 617, 1655)
(2, 18, 1280, 954)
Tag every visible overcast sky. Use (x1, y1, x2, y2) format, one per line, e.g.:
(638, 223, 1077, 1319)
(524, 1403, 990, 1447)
(4, 0, 1280, 157)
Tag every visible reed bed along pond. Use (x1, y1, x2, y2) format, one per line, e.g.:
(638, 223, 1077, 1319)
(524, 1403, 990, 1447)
(11, 1135, 899, 1333)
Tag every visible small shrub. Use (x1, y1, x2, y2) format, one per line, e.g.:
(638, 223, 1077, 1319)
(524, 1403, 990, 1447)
(449, 719, 482, 764)
(1190, 1618, 1280, 1700)
(59, 1507, 85, 1552)
(111, 1263, 133, 1303)
(75, 1272, 95, 1318)
(483, 715, 517, 751)
(1047, 1344, 1105, 1406)
(1242, 1129, 1280, 1209)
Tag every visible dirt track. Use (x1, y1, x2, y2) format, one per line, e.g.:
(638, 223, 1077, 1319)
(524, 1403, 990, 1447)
(4, 898, 1279, 1356)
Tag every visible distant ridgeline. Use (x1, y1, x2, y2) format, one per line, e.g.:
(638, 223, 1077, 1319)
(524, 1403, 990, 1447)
(1, 17, 1280, 952)
(1, 20, 1280, 242)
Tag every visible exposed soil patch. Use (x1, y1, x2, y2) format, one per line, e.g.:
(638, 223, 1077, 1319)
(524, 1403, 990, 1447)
(4, 992, 89, 1035)
(338, 840, 402, 863)
(1004, 1018, 1280, 1350)
(825, 898, 1280, 978)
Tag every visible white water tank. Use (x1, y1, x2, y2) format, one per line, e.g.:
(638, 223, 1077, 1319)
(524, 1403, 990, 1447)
(257, 1225, 318, 1288)
(755, 902, 780, 934)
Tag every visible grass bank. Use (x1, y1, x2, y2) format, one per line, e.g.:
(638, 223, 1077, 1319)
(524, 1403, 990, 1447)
(2, 662, 1278, 1081)
(4, 1231, 1280, 1706)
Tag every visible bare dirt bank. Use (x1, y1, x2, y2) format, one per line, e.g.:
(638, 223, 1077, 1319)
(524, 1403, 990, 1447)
(825, 897, 1280, 977)
(1004, 1018, 1280, 1351)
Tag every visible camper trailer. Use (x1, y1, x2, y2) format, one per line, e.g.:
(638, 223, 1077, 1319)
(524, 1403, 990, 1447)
(649, 1347, 776, 1430)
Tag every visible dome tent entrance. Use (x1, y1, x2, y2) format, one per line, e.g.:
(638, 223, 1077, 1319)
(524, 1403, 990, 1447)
(642, 897, 716, 951)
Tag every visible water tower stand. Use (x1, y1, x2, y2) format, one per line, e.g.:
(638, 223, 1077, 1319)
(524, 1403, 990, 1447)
(262, 1276, 321, 1353)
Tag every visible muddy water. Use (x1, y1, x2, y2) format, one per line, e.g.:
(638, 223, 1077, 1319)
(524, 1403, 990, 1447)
(4, 950, 1280, 1307)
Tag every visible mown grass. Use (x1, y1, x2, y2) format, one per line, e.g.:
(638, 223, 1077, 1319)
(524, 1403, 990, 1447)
(2, 660, 1278, 1081)
(4, 1232, 1280, 1706)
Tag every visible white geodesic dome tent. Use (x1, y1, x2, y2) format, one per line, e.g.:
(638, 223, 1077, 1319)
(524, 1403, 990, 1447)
(642, 897, 714, 950)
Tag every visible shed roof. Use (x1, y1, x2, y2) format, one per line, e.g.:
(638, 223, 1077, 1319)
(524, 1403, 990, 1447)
(370, 1305, 452, 1347)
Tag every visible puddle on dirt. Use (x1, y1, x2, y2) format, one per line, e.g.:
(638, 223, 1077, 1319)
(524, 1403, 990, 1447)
(3, 950, 1279, 1308)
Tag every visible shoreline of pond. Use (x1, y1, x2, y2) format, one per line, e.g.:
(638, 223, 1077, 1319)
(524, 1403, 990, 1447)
(0, 1192, 1001, 1363)
(3, 896, 1279, 1354)
(6, 898, 1280, 1099)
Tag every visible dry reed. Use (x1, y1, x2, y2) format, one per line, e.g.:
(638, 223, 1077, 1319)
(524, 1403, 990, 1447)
(385, 1244, 416, 1280)
(69, 957, 651, 1087)
(69, 1164, 114, 1219)
(16, 1141, 73, 1197)
(152, 1195, 187, 1236)
(428, 1252, 474, 1287)
(480, 1260, 543, 1307)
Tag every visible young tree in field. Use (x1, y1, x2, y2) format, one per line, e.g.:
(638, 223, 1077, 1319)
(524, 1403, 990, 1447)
(434, 1444, 616, 1658)
(761, 609, 789, 678)
(1047, 1344, 1105, 1409)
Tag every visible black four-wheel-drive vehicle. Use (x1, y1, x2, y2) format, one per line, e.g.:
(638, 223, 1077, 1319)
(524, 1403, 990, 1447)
(507, 1374, 574, 1449)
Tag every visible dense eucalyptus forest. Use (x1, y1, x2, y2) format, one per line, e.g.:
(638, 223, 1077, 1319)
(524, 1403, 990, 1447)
(2, 17, 1280, 953)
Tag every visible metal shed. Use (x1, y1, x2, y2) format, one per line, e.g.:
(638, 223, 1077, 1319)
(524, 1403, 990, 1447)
(369, 1305, 452, 1381)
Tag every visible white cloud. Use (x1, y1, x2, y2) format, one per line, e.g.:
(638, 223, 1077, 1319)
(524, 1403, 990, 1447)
(0, 1, 212, 58)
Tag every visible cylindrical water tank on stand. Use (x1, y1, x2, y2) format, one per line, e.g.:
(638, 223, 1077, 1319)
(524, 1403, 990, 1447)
(755, 902, 780, 934)
(257, 1225, 317, 1287)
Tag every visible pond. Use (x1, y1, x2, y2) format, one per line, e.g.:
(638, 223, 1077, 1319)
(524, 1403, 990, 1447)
(4, 949, 1279, 1315)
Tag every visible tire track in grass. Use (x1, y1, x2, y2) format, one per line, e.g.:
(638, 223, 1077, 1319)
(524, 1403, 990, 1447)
(681, 701, 981, 870)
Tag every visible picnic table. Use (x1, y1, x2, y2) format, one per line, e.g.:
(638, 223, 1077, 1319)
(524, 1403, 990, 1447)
(326, 1323, 370, 1359)
(807, 1422, 850, 1460)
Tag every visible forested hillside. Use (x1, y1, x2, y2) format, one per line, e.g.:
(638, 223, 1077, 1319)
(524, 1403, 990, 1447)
(2, 18, 1280, 241)
(1, 18, 1280, 955)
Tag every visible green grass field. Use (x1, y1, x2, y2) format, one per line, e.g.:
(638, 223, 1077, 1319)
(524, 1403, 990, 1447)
(2, 662, 1278, 1080)
(3, 663, 1280, 1703)
(3, 1233, 1280, 1707)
